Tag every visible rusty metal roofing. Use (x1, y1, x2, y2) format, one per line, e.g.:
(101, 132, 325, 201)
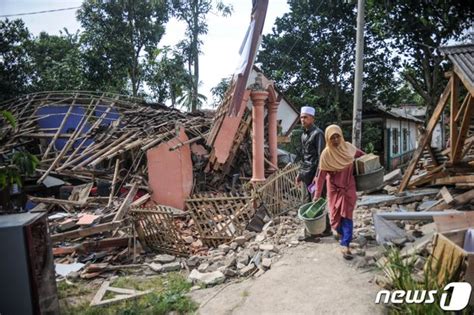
(439, 44, 474, 92)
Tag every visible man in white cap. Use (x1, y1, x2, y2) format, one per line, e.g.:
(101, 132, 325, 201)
(295, 106, 325, 200)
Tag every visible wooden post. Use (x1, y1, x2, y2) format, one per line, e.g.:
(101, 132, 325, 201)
(453, 95, 473, 162)
(450, 74, 459, 162)
(398, 78, 452, 192)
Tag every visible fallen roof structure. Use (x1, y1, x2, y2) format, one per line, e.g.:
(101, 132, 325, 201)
(398, 44, 474, 194)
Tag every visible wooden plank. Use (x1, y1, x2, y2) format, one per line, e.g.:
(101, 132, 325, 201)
(107, 159, 120, 207)
(130, 193, 150, 207)
(113, 183, 138, 222)
(431, 189, 474, 211)
(434, 175, 474, 186)
(42, 103, 75, 159)
(450, 74, 459, 162)
(454, 92, 470, 122)
(439, 186, 454, 205)
(90, 281, 110, 306)
(442, 135, 474, 156)
(51, 221, 122, 242)
(37, 99, 96, 184)
(453, 95, 473, 161)
(434, 212, 474, 233)
(399, 78, 452, 192)
(454, 64, 474, 96)
(426, 145, 439, 166)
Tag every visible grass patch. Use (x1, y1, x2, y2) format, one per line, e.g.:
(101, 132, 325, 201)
(57, 280, 94, 299)
(381, 247, 473, 315)
(59, 272, 197, 315)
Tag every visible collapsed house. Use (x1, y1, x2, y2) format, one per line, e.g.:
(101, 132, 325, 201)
(0, 0, 307, 279)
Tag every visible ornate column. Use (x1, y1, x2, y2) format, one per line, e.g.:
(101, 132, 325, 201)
(267, 97, 280, 173)
(250, 76, 268, 182)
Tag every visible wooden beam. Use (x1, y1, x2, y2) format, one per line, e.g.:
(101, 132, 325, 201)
(450, 74, 459, 161)
(107, 159, 120, 207)
(41, 103, 74, 159)
(454, 64, 474, 97)
(51, 221, 122, 242)
(426, 145, 439, 166)
(434, 175, 474, 186)
(453, 95, 473, 161)
(442, 135, 474, 156)
(113, 182, 138, 222)
(399, 78, 452, 192)
(439, 186, 455, 205)
(454, 93, 470, 122)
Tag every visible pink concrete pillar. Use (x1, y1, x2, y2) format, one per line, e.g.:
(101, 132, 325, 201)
(267, 100, 280, 172)
(250, 90, 269, 182)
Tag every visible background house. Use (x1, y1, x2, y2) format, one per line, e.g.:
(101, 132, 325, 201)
(342, 107, 423, 171)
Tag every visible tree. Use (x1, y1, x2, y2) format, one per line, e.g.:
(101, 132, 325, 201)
(210, 76, 231, 107)
(77, 0, 169, 96)
(367, 0, 474, 120)
(0, 19, 32, 102)
(257, 1, 400, 126)
(170, 0, 232, 111)
(146, 46, 190, 107)
(28, 30, 85, 92)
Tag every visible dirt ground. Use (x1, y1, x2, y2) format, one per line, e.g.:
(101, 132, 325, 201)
(189, 237, 385, 315)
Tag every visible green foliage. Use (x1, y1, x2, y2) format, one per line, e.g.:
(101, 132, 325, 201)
(258, 1, 400, 127)
(382, 247, 446, 314)
(170, 0, 233, 111)
(28, 31, 85, 92)
(0, 110, 36, 189)
(178, 83, 208, 111)
(77, 0, 170, 96)
(1, 110, 17, 129)
(367, 0, 473, 117)
(11, 151, 39, 176)
(0, 167, 21, 189)
(60, 273, 197, 315)
(210, 76, 231, 107)
(0, 19, 33, 102)
(146, 46, 190, 107)
(361, 122, 383, 155)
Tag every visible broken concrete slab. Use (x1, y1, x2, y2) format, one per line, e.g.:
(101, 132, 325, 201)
(188, 269, 225, 286)
(240, 263, 256, 276)
(154, 254, 176, 264)
(358, 189, 440, 207)
(148, 263, 163, 273)
(259, 244, 275, 252)
(261, 258, 272, 269)
(161, 261, 181, 272)
(383, 169, 402, 185)
(376, 210, 459, 221)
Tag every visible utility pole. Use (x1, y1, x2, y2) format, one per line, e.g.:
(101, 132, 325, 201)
(352, 0, 365, 148)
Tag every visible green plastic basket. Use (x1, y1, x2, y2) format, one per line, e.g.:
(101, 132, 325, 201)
(298, 198, 327, 235)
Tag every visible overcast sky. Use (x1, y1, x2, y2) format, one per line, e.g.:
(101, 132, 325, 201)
(0, 0, 289, 104)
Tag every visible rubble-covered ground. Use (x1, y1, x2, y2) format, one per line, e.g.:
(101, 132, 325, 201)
(58, 200, 435, 314)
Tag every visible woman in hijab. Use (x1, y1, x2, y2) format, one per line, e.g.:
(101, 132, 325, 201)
(313, 125, 365, 259)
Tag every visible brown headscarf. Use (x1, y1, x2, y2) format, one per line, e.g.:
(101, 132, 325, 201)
(319, 125, 357, 172)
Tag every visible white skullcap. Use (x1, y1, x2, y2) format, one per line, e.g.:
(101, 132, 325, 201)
(300, 106, 315, 116)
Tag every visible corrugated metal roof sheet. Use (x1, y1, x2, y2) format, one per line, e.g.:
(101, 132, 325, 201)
(376, 106, 424, 124)
(439, 44, 474, 91)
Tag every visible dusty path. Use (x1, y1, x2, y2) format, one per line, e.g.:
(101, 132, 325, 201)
(190, 238, 385, 315)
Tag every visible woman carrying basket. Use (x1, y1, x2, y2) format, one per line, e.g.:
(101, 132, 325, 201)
(313, 125, 365, 260)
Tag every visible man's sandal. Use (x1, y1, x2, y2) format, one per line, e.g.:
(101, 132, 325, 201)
(341, 247, 353, 260)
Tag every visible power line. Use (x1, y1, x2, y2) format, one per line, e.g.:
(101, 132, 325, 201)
(0, 6, 80, 18)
